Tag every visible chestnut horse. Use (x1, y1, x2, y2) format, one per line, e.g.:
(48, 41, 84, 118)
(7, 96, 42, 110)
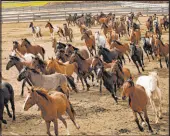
(122, 79, 153, 133)
(101, 22, 112, 38)
(129, 28, 141, 45)
(106, 31, 119, 46)
(23, 87, 80, 136)
(20, 38, 45, 60)
(153, 37, 169, 68)
(81, 32, 96, 56)
(110, 40, 131, 63)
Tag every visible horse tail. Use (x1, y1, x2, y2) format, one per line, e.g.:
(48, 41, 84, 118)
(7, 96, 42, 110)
(66, 76, 78, 93)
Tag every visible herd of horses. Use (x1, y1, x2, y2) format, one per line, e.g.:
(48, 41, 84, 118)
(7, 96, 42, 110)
(1, 10, 169, 136)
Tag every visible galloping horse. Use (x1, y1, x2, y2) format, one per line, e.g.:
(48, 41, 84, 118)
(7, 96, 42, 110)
(106, 31, 119, 46)
(133, 12, 143, 24)
(63, 23, 73, 42)
(129, 28, 141, 45)
(52, 38, 66, 53)
(112, 21, 127, 38)
(45, 22, 64, 39)
(160, 16, 169, 31)
(20, 38, 45, 60)
(81, 32, 96, 56)
(122, 79, 153, 133)
(29, 22, 42, 40)
(101, 22, 112, 38)
(110, 40, 131, 63)
(153, 37, 169, 68)
(23, 87, 80, 136)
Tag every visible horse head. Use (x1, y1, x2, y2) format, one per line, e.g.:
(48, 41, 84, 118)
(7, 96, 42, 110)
(29, 22, 33, 28)
(122, 78, 134, 100)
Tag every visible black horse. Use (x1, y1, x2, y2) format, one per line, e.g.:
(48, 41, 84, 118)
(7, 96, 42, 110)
(142, 37, 154, 62)
(129, 43, 144, 73)
(97, 46, 123, 65)
(0, 82, 15, 125)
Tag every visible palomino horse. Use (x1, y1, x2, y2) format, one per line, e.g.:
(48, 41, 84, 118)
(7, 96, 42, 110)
(0, 82, 15, 125)
(17, 67, 70, 97)
(65, 43, 89, 59)
(81, 32, 96, 56)
(101, 22, 112, 38)
(45, 22, 64, 39)
(63, 23, 73, 42)
(122, 79, 153, 133)
(153, 37, 169, 68)
(69, 52, 94, 91)
(110, 40, 131, 63)
(29, 22, 42, 41)
(20, 38, 45, 60)
(129, 43, 144, 73)
(23, 87, 80, 136)
(129, 28, 141, 45)
(46, 58, 78, 92)
(136, 71, 162, 124)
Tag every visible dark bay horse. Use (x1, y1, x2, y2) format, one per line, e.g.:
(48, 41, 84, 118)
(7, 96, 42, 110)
(0, 82, 15, 125)
(129, 43, 144, 73)
(52, 38, 66, 53)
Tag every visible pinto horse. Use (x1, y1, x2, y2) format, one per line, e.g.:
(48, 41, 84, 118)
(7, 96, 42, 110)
(81, 32, 96, 56)
(29, 22, 42, 41)
(20, 38, 45, 60)
(122, 79, 153, 133)
(45, 22, 64, 39)
(23, 87, 80, 136)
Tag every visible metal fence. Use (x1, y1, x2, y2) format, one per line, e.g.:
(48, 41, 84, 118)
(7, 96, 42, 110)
(1, 2, 169, 23)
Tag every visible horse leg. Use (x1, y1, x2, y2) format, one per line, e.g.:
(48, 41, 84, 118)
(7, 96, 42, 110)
(53, 119, 58, 136)
(66, 108, 80, 129)
(99, 78, 102, 95)
(132, 59, 141, 73)
(159, 58, 163, 68)
(143, 108, 153, 133)
(58, 115, 70, 135)
(5, 103, 12, 118)
(151, 54, 154, 60)
(45, 121, 52, 136)
(138, 112, 145, 127)
(156, 87, 162, 119)
(165, 56, 169, 68)
(150, 98, 159, 124)
(144, 50, 150, 62)
(125, 52, 131, 62)
(137, 57, 144, 71)
(90, 72, 95, 86)
(122, 54, 126, 64)
(21, 79, 27, 96)
(133, 111, 144, 132)
(84, 77, 90, 91)
(10, 97, 15, 121)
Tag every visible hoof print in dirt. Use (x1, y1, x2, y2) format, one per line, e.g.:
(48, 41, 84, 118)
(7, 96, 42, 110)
(119, 128, 130, 133)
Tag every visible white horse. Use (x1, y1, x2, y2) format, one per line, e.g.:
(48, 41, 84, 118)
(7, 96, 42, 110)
(136, 71, 162, 124)
(29, 22, 42, 41)
(95, 31, 106, 48)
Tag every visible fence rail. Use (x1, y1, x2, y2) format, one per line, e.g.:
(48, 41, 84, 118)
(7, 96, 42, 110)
(1, 7, 169, 23)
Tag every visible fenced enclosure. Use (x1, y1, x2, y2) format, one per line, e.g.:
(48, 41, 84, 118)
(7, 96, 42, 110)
(1, 1, 169, 23)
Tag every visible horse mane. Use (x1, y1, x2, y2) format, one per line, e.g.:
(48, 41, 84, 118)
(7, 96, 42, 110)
(29, 67, 40, 74)
(112, 40, 123, 46)
(32, 87, 49, 101)
(72, 46, 79, 51)
(48, 22, 54, 29)
(35, 56, 46, 66)
(24, 38, 31, 45)
(10, 55, 20, 61)
(77, 53, 85, 60)
(58, 42, 66, 47)
(102, 47, 110, 52)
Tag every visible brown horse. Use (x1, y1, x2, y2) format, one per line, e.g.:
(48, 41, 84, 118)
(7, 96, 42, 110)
(101, 22, 112, 38)
(45, 22, 64, 39)
(79, 24, 93, 35)
(112, 21, 127, 38)
(129, 28, 141, 45)
(81, 32, 96, 56)
(133, 12, 143, 24)
(154, 37, 169, 68)
(106, 31, 119, 46)
(122, 79, 153, 133)
(153, 23, 162, 39)
(110, 40, 131, 63)
(46, 57, 78, 76)
(160, 16, 169, 31)
(99, 17, 109, 24)
(24, 87, 80, 136)
(63, 23, 73, 42)
(20, 38, 45, 60)
(65, 44, 89, 59)
(12, 41, 27, 55)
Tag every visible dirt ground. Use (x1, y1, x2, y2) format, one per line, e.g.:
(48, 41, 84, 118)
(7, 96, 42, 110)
(1, 16, 169, 135)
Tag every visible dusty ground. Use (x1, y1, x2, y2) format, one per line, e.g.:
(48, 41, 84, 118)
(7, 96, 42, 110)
(1, 16, 169, 135)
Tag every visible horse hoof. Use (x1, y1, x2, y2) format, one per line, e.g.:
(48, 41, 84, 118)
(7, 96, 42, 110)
(159, 116, 163, 119)
(2, 119, 7, 124)
(139, 127, 144, 132)
(13, 116, 16, 121)
(8, 114, 12, 118)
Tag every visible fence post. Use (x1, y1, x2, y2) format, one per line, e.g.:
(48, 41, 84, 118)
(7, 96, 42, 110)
(18, 14, 19, 23)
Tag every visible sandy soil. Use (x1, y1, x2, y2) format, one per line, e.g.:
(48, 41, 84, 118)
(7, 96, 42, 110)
(1, 16, 169, 135)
